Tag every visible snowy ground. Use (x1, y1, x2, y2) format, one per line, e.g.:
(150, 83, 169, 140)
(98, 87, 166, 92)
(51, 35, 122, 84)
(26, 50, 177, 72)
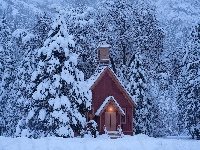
(0, 134, 199, 150)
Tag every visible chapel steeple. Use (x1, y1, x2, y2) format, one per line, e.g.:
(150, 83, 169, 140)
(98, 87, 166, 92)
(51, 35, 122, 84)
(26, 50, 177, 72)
(97, 41, 110, 65)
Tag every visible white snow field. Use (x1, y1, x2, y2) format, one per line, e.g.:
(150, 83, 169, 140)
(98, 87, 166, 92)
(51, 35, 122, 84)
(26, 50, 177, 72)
(0, 134, 199, 150)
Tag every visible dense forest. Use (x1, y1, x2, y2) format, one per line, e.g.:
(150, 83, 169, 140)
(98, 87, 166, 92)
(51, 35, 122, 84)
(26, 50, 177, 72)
(0, 0, 199, 139)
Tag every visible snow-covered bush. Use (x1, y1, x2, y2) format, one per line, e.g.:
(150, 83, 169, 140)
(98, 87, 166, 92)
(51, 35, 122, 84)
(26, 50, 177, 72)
(189, 124, 200, 140)
(81, 120, 99, 138)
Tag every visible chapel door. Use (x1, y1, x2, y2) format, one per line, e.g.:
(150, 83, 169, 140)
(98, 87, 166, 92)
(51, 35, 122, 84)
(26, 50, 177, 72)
(105, 112, 116, 131)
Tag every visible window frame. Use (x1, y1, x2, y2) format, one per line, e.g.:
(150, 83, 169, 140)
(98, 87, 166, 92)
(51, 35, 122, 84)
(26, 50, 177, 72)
(121, 108, 126, 124)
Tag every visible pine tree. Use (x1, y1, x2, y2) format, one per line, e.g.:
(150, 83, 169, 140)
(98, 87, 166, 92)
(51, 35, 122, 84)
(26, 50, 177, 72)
(15, 41, 39, 137)
(149, 98, 166, 137)
(0, 16, 21, 136)
(0, 46, 5, 136)
(19, 11, 91, 138)
(178, 24, 200, 139)
(124, 53, 151, 135)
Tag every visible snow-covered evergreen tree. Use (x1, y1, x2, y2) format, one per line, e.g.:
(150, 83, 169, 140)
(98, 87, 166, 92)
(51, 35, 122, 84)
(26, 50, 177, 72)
(18, 11, 91, 138)
(15, 39, 39, 137)
(178, 24, 200, 139)
(0, 44, 6, 136)
(124, 53, 151, 135)
(66, 6, 99, 79)
(149, 97, 166, 137)
(14, 15, 51, 137)
(0, 16, 21, 137)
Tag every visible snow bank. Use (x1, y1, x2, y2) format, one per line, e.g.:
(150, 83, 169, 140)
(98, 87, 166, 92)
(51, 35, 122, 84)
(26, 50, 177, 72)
(0, 135, 199, 150)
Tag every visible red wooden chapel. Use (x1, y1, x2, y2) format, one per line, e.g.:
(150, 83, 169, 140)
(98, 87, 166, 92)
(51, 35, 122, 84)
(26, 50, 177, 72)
(87, 42, 136, 135)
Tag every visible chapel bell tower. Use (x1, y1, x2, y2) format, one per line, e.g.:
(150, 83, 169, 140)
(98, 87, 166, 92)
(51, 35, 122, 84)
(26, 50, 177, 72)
(97, 41, 110, 64)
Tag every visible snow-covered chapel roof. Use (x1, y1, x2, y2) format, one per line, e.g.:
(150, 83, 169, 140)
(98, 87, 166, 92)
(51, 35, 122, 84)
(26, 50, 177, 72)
(95, 96, 125, 116)
(87, 65, 136, 107)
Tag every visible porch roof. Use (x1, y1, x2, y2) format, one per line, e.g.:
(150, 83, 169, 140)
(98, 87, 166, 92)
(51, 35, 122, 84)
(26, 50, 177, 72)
(95, 96, 125, 116)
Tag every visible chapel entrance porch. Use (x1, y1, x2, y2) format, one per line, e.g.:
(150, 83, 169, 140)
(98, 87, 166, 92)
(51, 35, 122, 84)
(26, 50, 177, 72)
(93, 96, 125, 135)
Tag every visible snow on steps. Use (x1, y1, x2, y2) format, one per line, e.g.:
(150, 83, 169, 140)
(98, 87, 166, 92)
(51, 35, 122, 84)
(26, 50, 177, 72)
(107, 131, 122, 139)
